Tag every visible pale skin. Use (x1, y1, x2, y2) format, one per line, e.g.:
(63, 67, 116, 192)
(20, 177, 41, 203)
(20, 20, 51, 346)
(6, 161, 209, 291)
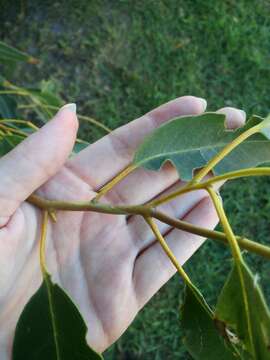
(0, 96, 246, 357)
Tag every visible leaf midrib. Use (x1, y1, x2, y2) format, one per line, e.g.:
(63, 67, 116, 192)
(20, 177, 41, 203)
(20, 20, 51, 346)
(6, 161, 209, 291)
(45, 274, 61, 360)
(136, 139, 268, 166)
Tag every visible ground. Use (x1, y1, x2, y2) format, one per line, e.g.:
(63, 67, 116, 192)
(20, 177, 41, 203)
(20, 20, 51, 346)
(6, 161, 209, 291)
(1, 1, 270, 358)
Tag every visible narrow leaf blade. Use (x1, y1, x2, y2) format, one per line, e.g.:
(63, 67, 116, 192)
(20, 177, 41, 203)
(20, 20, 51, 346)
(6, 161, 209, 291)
(215, 260, 270, 359)
(0, 41, 38, 64)
(181, 286, 239, 359)
(0, 134, 24, 157)
(0, 94, 17, 118)
(12, 273, 103, 359)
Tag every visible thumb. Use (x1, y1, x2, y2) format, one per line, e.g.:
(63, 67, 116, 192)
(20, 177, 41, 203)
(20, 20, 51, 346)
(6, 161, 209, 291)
(0, 103, 78, 222)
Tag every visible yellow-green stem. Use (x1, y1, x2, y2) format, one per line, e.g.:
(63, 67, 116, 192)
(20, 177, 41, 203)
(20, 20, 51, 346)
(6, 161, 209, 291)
(94, 164, 137, 201)
(152, 209, 270, 260)
(207, 186, 255, 356)
(207, 186, 242, 260)
(0, 118, 39, 131)
(39, 211, 49, 276)
(1, 81, 111, 133)
(19, 102, 112, 133)
(148, 167, 270, 208)
(202, 167, 270, 187)
(37, 103, 112, 133)
(28, 193, 270, 260)
(28, 193, 149, 216)
(0, 90, 28, 96)
(0, 123, 28, 137)
(191, 124, 261, 183)
(144, 216, 192, 286)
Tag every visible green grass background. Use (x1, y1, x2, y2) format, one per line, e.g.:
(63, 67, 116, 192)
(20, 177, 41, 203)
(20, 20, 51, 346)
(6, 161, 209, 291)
(1, 1, 270, 358)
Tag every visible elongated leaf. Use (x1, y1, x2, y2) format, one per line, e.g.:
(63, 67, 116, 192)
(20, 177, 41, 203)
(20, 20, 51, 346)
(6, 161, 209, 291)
(134, 113, 269, 180)
(0, 93, 17, 118)
(181, 285, 238, 359)
(0, 134, 24, 156)
(0, 41, 38, 64)
(215, 260, 270, 359)
(12, 272, 103, 359)
(20, 83, 63, 122)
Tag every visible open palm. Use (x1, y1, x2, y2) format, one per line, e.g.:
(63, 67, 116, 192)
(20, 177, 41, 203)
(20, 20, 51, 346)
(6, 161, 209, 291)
(0, 96, 245, 357)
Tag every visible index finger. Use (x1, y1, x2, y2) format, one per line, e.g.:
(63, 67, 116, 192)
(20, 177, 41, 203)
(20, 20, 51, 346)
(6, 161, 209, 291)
(66, 96, 207, 189)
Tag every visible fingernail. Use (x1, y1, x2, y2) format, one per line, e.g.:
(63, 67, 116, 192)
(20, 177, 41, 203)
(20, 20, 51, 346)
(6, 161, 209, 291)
(60, 103, 77, 114)
(198, 98, 207, 110)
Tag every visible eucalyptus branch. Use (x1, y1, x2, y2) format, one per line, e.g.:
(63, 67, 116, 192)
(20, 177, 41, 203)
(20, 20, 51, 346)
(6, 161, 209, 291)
(39, 210, 49, 276)
(144, 216, 193, 285)
(17, 103, 112, 133)
(148, 167, 270, 208)
(144, 216, 213, 316)
(27, 192, 270, 260)
(191, 123, 262, 183)
(33, 103, 112, 133)
(0, 124, 28, 137)
(1, 81, 112, 133)
(151, 210, 270, 260)
(0, 118, 39, 130)
(0, 118, 92, 147)
(0, 90, 29, 96)
(28, 194, 150, 216)
(75, 138, 90, 145)
(94, 164, 137, 201)
(206, 185, 255, 356)
(207, 186, 242, 260)
(199, 167, 270, 186)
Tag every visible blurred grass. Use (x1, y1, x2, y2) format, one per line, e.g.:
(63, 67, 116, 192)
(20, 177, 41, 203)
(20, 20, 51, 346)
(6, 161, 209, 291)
(1, 0, 270, 359)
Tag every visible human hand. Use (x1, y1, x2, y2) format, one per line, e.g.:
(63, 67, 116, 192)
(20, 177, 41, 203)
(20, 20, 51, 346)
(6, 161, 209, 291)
(0, 97, 246, 357)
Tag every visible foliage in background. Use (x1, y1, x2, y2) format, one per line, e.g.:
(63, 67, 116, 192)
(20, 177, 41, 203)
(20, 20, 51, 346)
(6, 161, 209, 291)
(1, 1, 270, 359)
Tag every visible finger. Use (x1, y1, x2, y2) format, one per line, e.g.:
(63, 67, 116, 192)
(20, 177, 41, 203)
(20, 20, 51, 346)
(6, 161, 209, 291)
(0, 104, 78, 220)
(217, 107, 246, 129)
(104, 107, 246, 206)
(133, 196, 218, 308)
(128, 175, 220, 252)
(128, 183, 210, 252)
(66, 96, 207, 189)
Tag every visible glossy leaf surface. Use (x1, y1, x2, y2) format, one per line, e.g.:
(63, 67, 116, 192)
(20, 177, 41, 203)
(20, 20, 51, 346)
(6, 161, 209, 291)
(215, 260, 270, 359)
(0, 134, 23, 156)
(12, 272, 103, 360)
(0, 41, 38, 64)
(181, 285, 238, 359)
(0, 93, 17, 118)
(134, 113, 269, 180)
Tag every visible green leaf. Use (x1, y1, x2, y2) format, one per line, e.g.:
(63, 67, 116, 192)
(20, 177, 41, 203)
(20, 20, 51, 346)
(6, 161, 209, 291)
(133, 113, 270, 180)
(0, 134, 24, 157)
(181, 285, 239, 360)
(12, 272, 103, 360)
(73, 141, 89, 154)
(0, 79, 63, 122)
(23, 82, 64, 122)
(215, 260, 270, 359)
(0, 93, 18, 118)
(258, 113, 270, 139)
(0, 58, 17, 77)
(0, 41, 38, 64)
